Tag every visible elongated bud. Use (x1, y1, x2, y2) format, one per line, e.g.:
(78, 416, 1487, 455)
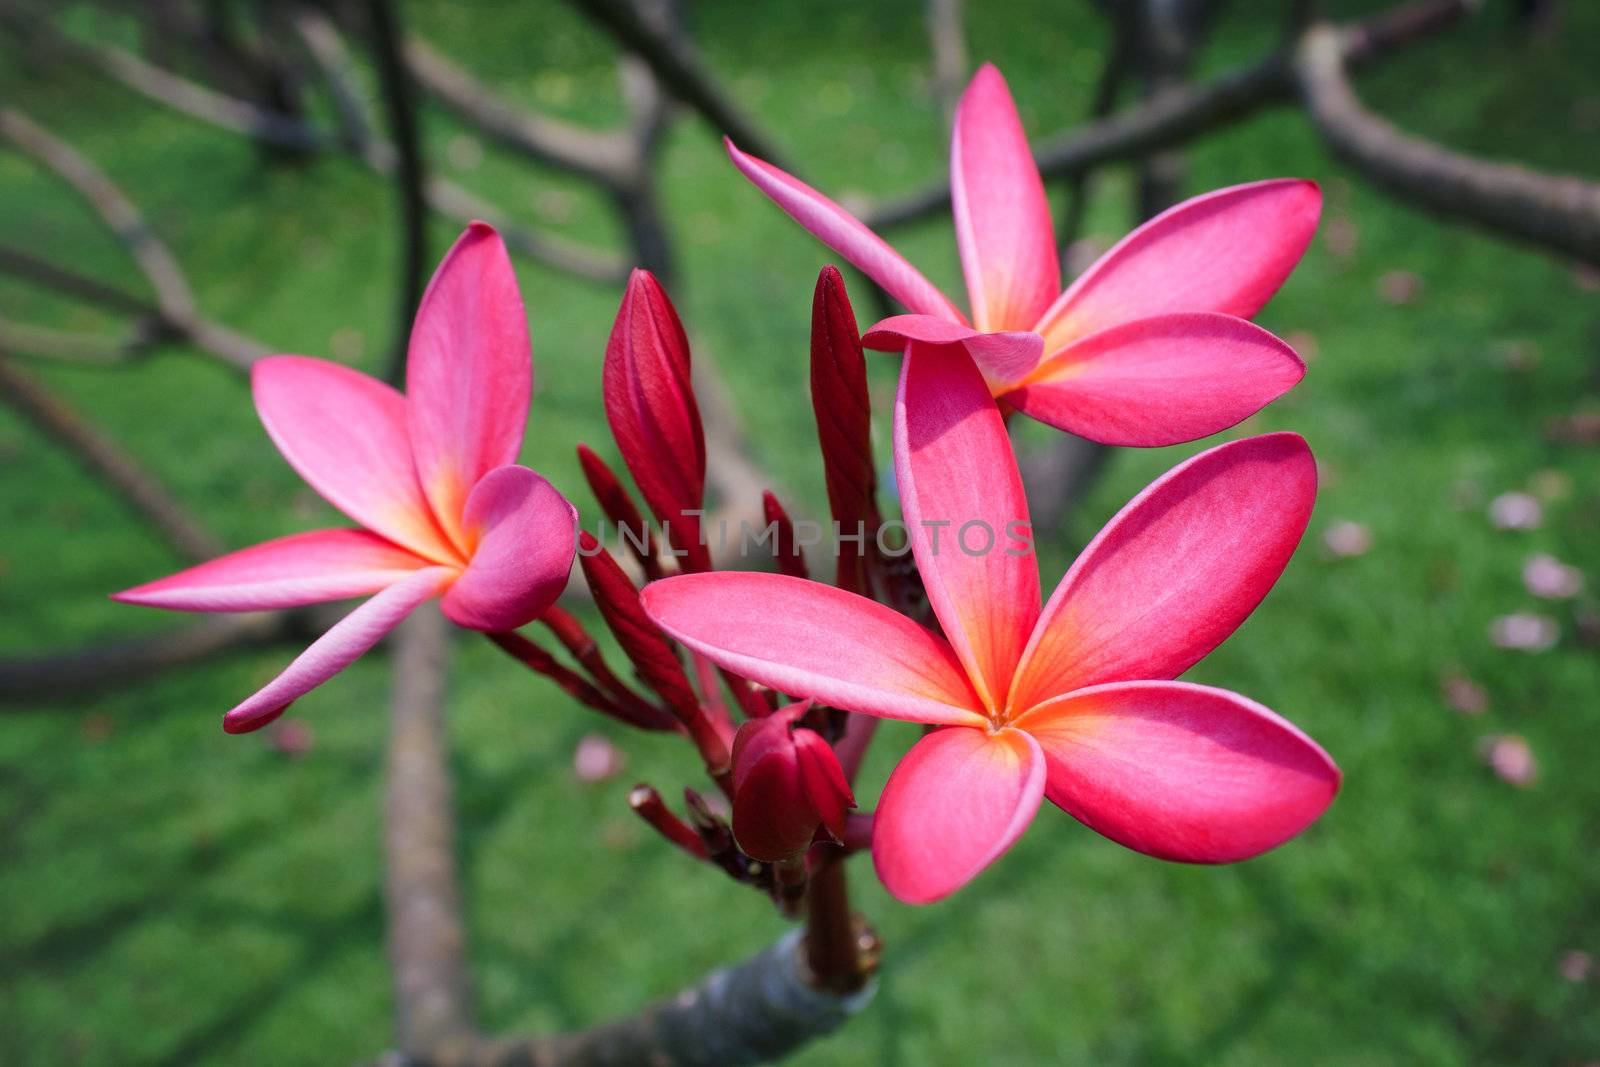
(629, 783, 710, 859)
(604, 269, 710, 571)
(580, 532, 731, 779)
(576, 443, 661, 578)
(810, 266, 879, 594)
(730, 701, 855, 862)
(761, 490, 808, 580)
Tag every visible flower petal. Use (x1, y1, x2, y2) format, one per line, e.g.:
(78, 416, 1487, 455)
(1009, 433, 1316, 710)
(725, 138, 968, 323)
(113, 528, 430, 612)
(439, 465, 576, 632)
(1009, 313, 1305, 446)
(1034, 179, 1321, 351)
(253, 356, 456, 563)
(641, 571, 987, 727)
(951, 64, 1059, 332)
(872, 725, 1045, 904)
(1013, 681, 1339, 863)
(895, 342, 1039, 712)
(863, 314, 1045, 390)
(406, 223, 532, 550)
(222, 566, 454, 733)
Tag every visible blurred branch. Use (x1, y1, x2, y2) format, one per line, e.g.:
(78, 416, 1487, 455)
(1295, 21, 1600, 265)
(0, 613, 295, 704)
(1057, 1, 1136, 271)
(0, 356, 222, 561)
(376, 930, 872, 1067)
(384, 610, 477, 1057)
(864, 0, 1476, 229)
(568, 0, 794, 170)
(926, 0, 967, 128)
(361, 0, 429, 384)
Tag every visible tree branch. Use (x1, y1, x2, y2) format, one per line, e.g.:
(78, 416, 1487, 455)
(385, 610, 476, 1056)
(384, 929, 874, 1067)
(863, 0, 1476, 230)
(1295, 21, 1600, 265)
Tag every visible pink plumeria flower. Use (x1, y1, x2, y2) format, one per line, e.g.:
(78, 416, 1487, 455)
(643, 342, 1339, 903)
(115, 224, 576, 733)
(727, 64, 1319, 447)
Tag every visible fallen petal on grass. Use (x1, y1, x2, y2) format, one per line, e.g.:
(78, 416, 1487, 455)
(1322, 519, 1372, 558)
(1488, 492, 1542, 531)
(1490, 613, 1560, 652)
(1478, 734, 1538, 787)
(1523, 554, 1584, 600)
(1439, 670, 1489, 716)
(574, 732, 626, 783)
(1558, 949, 1594, 982)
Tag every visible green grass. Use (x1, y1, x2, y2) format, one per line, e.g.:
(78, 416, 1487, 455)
(3, 1, 1599, 1064)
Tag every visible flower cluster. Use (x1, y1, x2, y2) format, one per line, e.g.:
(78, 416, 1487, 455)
(119, 66, 1338, 906)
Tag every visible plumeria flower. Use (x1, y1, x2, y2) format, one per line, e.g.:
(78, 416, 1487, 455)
(727, 64, 1319, 446)
(115, 224, 576, 733)
(643, 342, 1339, 903)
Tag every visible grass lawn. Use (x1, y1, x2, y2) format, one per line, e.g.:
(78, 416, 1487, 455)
(2, 1, 1598, 1064)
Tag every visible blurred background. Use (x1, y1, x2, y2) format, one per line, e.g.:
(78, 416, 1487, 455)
(2, 0, 1598, 1064)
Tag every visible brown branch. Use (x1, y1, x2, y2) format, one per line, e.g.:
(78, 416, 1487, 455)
(362, 0, 430, 384)
(0, 355, 222, 561)
(385, 610, 476, 1056)
(864, 0, 1476, 230)
(0, 613, 293, 703)
(385, 929, 874, 1067)
(0, 314, 155, 365)
(1295, 22, 1600, 265)
(925, 0, 967, 129)
(568, 0, 794, 171)
(403, 37, 636, 188)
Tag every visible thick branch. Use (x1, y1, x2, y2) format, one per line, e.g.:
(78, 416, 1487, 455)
(568, 0, 793, 170)
(0, 613, 291, 703)
(0, 356, 222, 561)
(392, 930, 874, 1067)
(404, 37, 636, 187)
(1295, 23, 1600, 265)
(385, 610, 476, 1055)
(864, 0, 1475, 229)
(925, 0, 967, 128)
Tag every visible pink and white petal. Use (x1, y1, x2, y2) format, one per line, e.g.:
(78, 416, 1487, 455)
(253, 356, 456, 563)
(222, 566, 454, 734)
(1035, 179, 1321, 351)
(406, 223, 532, 549)
(872, 726, 1045, 904)
(440, 465, 576, 632)
(895, 342, 1039, 711)
(864, 314, 1045, 390)
(725, 139, 968, 323)
(1009, 433, 1316, 710)
(951, 64, 1059, 332)
(1013, 681, 1339, 863)
(641, 572, 987, 727)
(113, 528, 430, 612)
(1009, 313, 1305, 446)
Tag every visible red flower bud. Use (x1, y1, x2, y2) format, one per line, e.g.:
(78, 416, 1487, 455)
(761, 490, 808, 580)
(604, 269, 709, 570)
(809, 266, 880, 594)
(576, 443, 660, 577)
(730, 701, 855, 861)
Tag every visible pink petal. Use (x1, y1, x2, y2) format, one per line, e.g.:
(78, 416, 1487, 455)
(439, 465, 577, 632)
(641, 571, 987, 727)
(253, 356, 457, 563)
(1013, 680, 1339, 862)
(1009, 433, 1316, 712)
(895, 342, 1039, 711)
(725, 138, 968, 323)
(406, 224, 532, 550)
(950, 64, 1059, 332)
(113, 528, 430, 612)
(872, 725, 1045, 904)
(863, 314, 1045, 390)
(1034, 179, 1321, 351)
(223, 566, 454, 733)
(1008, 313, 1306, 446)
